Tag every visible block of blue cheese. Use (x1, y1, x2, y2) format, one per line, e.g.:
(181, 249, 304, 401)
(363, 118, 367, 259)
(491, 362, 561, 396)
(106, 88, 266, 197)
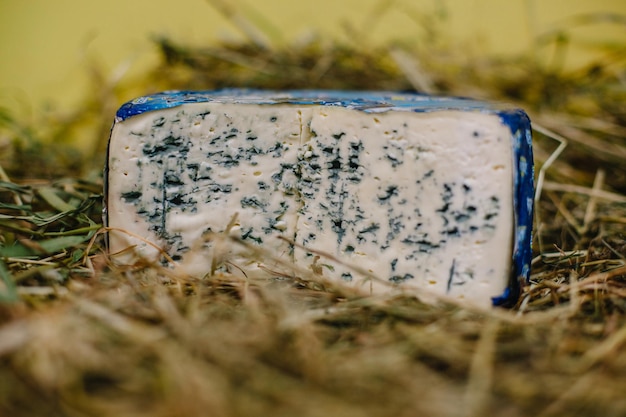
(105, 89, 533, 306)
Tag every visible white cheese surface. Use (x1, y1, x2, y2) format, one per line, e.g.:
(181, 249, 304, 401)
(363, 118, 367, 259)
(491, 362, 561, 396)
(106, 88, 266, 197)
(108, 101, 516, 305)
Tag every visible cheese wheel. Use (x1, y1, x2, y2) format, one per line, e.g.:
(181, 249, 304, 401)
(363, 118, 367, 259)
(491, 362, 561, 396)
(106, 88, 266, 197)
(105, 89, 534, 306)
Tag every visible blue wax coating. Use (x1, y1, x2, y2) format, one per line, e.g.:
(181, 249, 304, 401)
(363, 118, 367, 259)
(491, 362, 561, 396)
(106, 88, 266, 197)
(113, 89, 534, 306)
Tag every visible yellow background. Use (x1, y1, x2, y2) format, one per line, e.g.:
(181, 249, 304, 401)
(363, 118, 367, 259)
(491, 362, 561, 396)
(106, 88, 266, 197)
(1, 0, 625, 113)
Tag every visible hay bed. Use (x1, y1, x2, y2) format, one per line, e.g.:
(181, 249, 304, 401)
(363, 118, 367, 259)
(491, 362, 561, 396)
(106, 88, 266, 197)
(1, 11, 626, 417)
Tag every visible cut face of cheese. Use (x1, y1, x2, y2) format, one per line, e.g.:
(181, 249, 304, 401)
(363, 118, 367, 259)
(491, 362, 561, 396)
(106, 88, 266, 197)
(107, 103, 306, 268)
(106, 90, 534, 307)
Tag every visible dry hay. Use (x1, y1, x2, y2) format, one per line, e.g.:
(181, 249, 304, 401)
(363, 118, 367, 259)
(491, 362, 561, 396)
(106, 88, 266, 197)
(1, 4, 626, 416)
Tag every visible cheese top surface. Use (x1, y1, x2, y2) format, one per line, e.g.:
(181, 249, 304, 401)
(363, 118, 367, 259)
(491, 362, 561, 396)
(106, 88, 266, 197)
(106, 90, 534, 307)
(116, 89, 524, 121)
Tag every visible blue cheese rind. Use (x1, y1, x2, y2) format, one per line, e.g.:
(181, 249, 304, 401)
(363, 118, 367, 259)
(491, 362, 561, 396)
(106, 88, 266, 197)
(106, 89, 534, 307)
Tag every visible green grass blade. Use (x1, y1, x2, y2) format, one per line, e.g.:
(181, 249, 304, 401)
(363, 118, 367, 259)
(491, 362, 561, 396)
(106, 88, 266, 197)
(0, 259, 18, 303)
(37, 187, 77, 212)
(0, 234, 92, 258)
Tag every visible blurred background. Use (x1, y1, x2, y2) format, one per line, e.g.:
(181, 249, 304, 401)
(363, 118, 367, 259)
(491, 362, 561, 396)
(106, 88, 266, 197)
(1, 0, 625, 113)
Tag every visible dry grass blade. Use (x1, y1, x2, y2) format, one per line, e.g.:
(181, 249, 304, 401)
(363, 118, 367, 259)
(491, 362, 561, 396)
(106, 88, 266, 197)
(463, 319, 499, 417)
(389, 47, 436, 94)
